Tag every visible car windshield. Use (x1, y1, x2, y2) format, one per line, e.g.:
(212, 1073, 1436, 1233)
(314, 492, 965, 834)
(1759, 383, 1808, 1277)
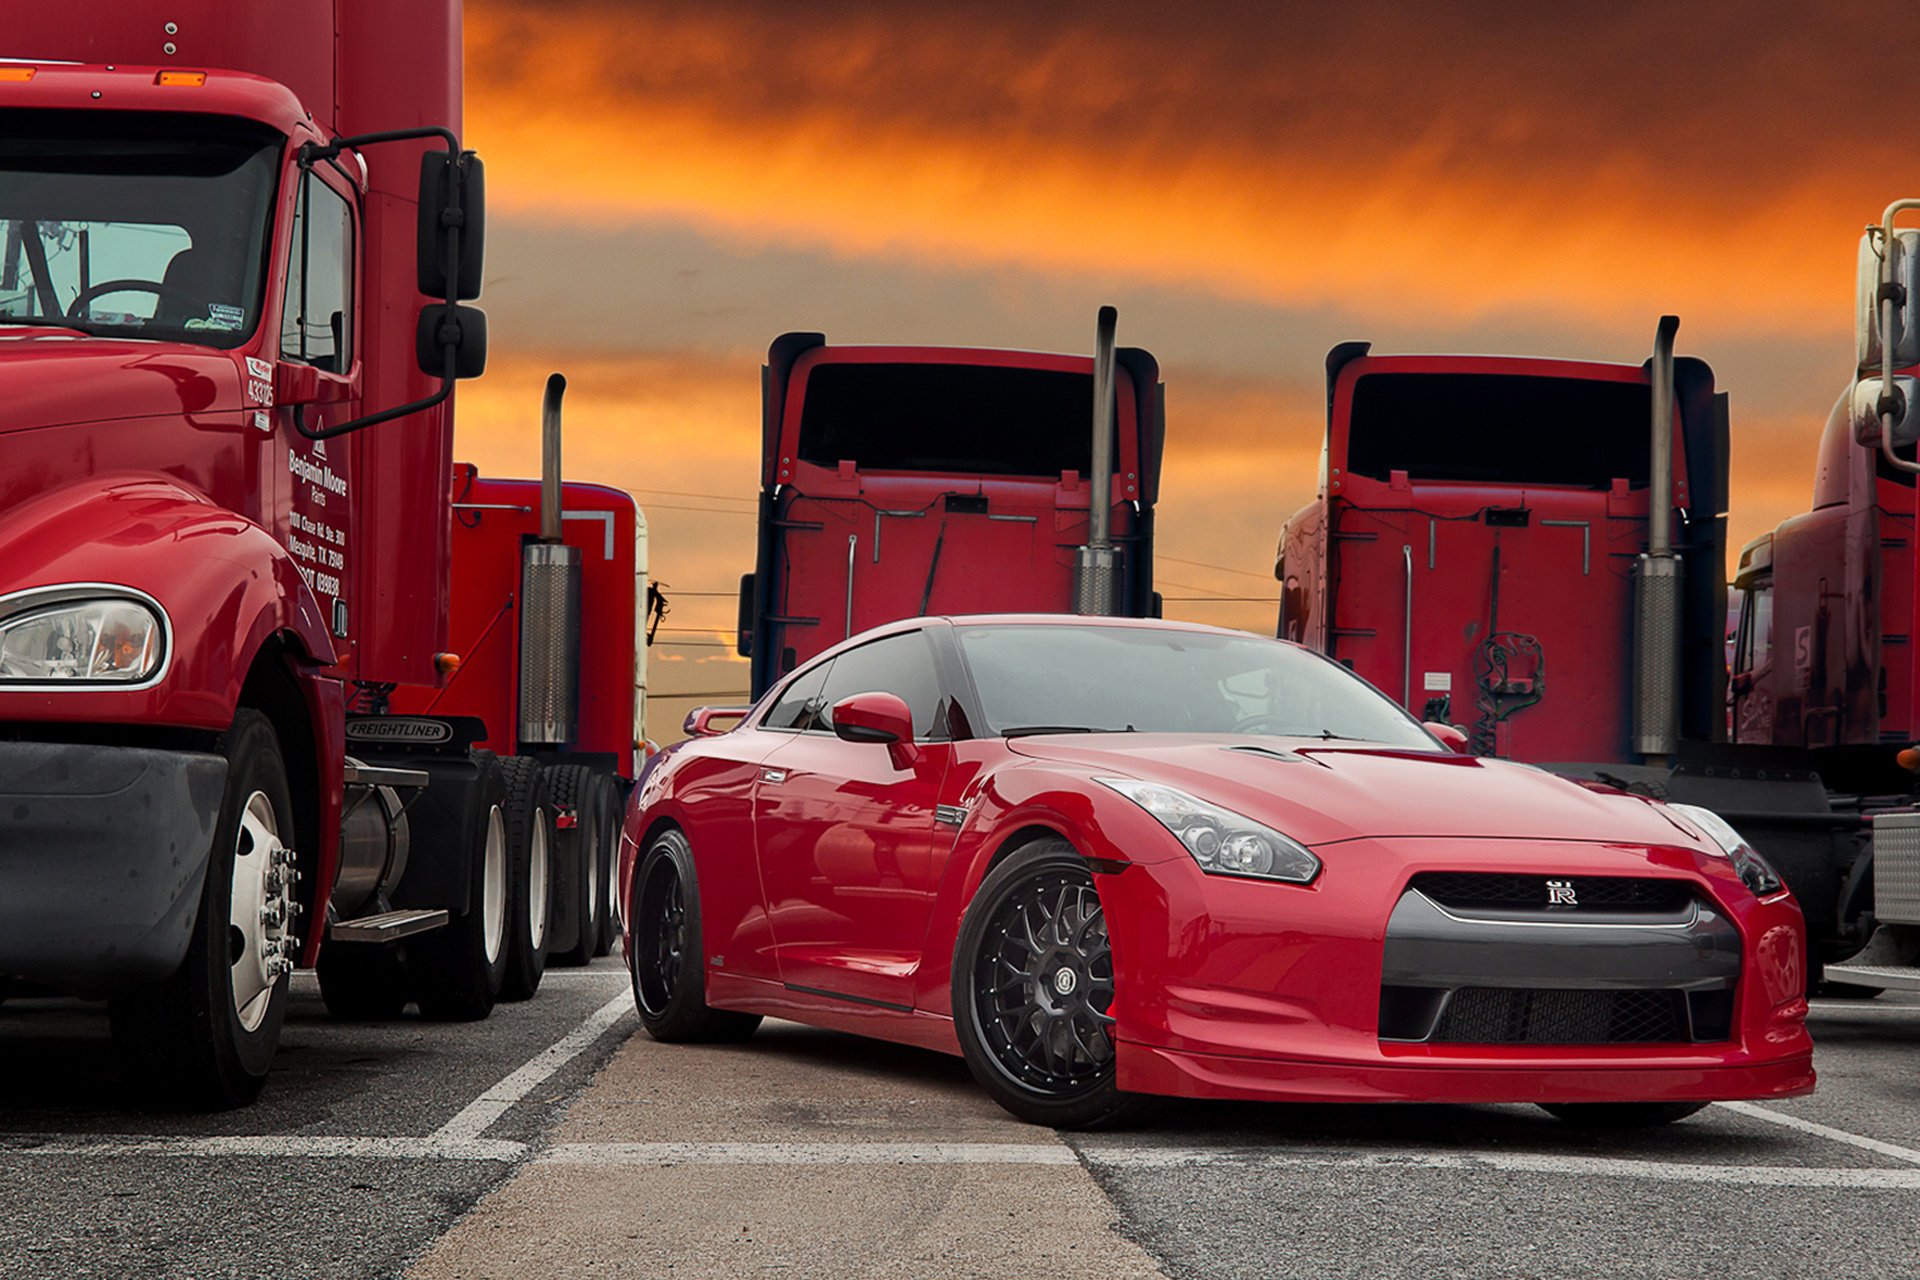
(956, 623, 1437, 746)
(0, 110, 281, 349)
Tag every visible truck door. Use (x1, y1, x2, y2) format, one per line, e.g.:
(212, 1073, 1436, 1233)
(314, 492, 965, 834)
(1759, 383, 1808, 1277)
(275, 163, 360, 654)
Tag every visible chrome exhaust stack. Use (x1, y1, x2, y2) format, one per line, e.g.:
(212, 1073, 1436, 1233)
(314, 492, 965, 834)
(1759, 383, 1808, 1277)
(519, 373, 582, 746)
(1631, 316, 1683, 764)
(1072, 306, 1123, 615)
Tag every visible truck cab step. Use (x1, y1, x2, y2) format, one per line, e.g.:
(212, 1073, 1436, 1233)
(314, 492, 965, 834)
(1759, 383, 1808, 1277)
(328, 909, 448, 944)
(1822, 963, 1920, 993)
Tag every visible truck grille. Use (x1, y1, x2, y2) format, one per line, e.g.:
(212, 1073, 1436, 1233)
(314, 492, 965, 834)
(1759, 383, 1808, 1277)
(1432, 987, 1686, 1044)
(1409, 872, 1693, 915)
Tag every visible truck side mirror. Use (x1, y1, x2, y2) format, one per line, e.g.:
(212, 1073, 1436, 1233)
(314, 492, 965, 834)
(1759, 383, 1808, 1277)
(415, 304, 488, 379)
(418, 151, 485, 301)
(1851, 375, 1920, 448)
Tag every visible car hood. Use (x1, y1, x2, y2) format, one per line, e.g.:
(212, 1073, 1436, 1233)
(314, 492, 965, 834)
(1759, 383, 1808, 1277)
(1003, 734, 1697, 849)
(0, 330, 245, 435)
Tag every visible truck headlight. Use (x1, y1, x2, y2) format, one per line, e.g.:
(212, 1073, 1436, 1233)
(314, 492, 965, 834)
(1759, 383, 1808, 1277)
(0, 595, 166, 684)
(1669, 802, 1785, 897)
(1098, 778, 1321, 884)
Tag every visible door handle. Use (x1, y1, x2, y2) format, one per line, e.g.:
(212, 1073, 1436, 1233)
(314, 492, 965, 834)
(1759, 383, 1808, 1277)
(760, 768, 788, 784)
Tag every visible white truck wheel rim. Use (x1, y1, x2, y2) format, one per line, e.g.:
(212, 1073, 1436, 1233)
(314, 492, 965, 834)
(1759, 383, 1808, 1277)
(482, 804, 507, 965)
(229, 791, 294, 1034)
(529, 809, 551, 951)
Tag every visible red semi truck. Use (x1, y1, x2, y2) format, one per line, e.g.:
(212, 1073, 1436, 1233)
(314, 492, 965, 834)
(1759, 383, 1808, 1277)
(0, 4, 634, 1107)
(1721, 202, 1920, 991)
(735, 320, 1166, 698)
(1271, 324, 1898, 974)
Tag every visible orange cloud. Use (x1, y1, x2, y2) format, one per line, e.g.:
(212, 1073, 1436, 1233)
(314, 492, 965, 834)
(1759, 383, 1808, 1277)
(464, 1, 1885, 338)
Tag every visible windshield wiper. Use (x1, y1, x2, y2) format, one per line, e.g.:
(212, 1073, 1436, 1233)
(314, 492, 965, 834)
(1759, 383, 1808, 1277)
(1001, 724, 1135, 738)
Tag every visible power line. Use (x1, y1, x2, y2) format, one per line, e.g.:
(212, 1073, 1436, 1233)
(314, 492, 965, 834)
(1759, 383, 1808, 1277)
(1162, 596, 1273, 603)
(1157, 553, 1276, 582)
(632, 487, 756, 505)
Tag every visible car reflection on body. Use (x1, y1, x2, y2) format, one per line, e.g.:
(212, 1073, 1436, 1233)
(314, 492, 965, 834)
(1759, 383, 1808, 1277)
(618, 615, 1813, 1128)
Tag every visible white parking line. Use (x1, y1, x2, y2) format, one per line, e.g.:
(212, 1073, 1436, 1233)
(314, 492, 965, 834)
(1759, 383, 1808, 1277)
(0, 1136, 525, 1161)
(531, 1139, 1920, 1189)
(541, 1141, 1078, 1166)
(1716, 1100, 1920, 1167)
(433, 989, 634, 1143)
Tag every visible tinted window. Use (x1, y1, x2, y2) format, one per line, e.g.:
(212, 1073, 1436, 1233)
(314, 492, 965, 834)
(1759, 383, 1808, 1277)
(815, 631, 946, 738)
(1347, 373, 1654, 489)
(1737, 584, 1774, 675)
(765, 660, 833, 731)
(797, 363, 1114, 477)
(281, 172, 353, 371)
(957, 624, 1433, 746)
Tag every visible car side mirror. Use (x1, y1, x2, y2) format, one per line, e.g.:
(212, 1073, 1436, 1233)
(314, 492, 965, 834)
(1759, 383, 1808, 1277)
(832, 691, 920, 769)
(683, 706, 750, 738)
(1424, 722, 1472, 754)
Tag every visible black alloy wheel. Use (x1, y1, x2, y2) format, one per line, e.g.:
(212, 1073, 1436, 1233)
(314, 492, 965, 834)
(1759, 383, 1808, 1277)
(953, 838, 1137, 1128)
(628, 829, 759, 1043)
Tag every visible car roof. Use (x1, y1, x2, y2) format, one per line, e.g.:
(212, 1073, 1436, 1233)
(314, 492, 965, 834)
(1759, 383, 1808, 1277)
(791, 613, 1285, 674)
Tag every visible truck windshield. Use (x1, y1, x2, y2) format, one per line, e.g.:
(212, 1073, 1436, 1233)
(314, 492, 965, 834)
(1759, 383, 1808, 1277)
(956, 623, 1437, 746)
(1346, 373, 1654, 488)
(797, 363, 1114, 476)
(0, 110, 280, 349)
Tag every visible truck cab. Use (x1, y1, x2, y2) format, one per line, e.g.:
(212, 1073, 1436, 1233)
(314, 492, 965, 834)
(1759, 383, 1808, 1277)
(0, 5, 611, 1107)
(735, 334, 1166, 698)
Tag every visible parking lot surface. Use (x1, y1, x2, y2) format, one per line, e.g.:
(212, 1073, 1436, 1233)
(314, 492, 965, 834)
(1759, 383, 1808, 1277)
(2, 972, 1916, 1278)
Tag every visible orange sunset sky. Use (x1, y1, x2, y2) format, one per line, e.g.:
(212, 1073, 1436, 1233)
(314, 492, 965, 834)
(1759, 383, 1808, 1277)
(447, 0, 1899, 732)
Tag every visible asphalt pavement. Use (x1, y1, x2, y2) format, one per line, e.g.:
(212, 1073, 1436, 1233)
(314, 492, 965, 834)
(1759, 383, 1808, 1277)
(3, 969, 1918, 1279)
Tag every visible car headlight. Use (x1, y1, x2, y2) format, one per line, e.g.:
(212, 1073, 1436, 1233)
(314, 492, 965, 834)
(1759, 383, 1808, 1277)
(1668, 802, 1785, 897)
(1098, 778, 1321, 884)
(0, 596, 165, 684)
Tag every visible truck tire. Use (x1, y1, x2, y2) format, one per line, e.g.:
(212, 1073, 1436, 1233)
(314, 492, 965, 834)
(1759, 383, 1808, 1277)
(497, 756, 554, 1001)
(541, 767, 591, 967)
(594, 779, 629, 958)
(108, 709, 296, 1110)
(316, 944, 410, 1020)
(407, 752, 511, 1021)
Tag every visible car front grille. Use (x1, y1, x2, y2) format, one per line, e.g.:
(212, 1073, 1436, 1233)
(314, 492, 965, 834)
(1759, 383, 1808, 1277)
(1409, 871, 1694, 915)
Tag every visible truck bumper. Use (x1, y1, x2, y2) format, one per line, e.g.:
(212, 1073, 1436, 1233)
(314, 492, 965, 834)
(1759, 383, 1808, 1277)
(0, 741, 226, 995)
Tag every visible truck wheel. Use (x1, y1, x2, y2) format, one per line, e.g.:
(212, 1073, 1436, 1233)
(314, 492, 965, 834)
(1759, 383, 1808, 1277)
(497, 757, 554, 1001)
(108, 709, 296, 1110)
(593, 778, 626, 957)
(407, 753, 511, 1021)
(544, 765, 597, 968)
(316, 945, 410, 1020)
(630, 829, 760, 1042)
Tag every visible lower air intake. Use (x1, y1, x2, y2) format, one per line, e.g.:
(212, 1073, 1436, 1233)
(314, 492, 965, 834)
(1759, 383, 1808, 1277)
(1431, 987, 1687, 1045)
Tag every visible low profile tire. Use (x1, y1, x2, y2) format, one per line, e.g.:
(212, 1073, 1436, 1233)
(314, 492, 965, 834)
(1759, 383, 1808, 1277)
(952, 838, 1137, 1129)
(407, 753, 510, 1022)
(316, 945, 410, 1020)
(1541, 1101, 1709, 1129)
(109, 709, 297, 1110)
(629, 829, 759, 1042)
(497, 757, 554, 1001)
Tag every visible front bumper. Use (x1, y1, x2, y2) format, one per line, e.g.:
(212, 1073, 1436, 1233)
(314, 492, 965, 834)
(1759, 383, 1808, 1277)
(1098, 836, 1815, 1105)
(0, 740, 226, 994)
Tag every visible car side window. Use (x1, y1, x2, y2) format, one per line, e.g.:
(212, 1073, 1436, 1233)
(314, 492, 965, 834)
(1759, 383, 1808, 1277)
(814, 631, 947, 739)
(763, 660, 834, 732)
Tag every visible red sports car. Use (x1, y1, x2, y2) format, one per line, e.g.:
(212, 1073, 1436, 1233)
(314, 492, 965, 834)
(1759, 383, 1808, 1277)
(619, 616, 1813, 1127)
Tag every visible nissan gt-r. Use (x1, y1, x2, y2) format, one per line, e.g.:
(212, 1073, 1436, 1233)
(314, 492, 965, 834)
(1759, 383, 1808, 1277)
(618, 616, 1813, 1128)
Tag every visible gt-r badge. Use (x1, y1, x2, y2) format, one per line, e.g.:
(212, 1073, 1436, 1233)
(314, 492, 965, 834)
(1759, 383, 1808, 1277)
(1546, 879, 1578, 907)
